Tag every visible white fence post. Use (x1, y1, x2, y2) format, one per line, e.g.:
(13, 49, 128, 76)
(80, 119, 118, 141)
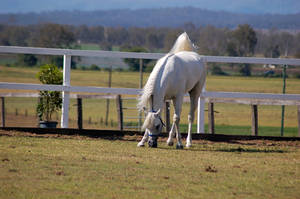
(197, 83, 206, 134)
(61, 55, 71, 128)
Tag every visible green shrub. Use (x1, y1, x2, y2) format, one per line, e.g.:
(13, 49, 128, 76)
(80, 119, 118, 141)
(211, 65, 228, 76)
(90, 64, 101, 70)
(36, 64, 63, 121)
(18, 54, 38, 66)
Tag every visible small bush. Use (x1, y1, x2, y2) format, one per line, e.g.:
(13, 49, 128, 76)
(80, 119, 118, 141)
(103, 67, 112, 72)
(18, 54, 38, 66)
(211, 65, 228, 76)
(36, 64, 63, 121)
(114, 67, 124, 72)
(78, 66, 87, 70)
(239, 64, 252, 76)
(90, 64, 101, 71)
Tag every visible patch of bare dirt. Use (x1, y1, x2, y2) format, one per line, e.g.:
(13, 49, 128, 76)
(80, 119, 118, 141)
(0, 129, 93, 140)
(205, 165, 218, 173)
(1, 129, 299, 147)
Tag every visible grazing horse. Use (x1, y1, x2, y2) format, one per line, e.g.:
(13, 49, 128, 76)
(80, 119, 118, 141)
(137, 32, 206, 149)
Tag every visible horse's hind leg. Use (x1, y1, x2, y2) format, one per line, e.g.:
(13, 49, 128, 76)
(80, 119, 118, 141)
(186, 86, 201, 147)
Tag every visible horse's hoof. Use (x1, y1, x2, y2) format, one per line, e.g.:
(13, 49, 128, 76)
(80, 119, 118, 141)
(167, 141, 174, 146)
(186, 144, 192, 148)
(137, 142, 145, 147)
(148, 141, 157, 148)
(176, 144, 184, 149)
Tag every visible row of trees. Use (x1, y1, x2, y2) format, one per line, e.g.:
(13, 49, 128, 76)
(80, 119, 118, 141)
(1, 23, 300, 74)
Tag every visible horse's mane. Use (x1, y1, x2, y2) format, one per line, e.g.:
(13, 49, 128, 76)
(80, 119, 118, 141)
(137, 32, 196, 111)
(137, 56, 168, 111)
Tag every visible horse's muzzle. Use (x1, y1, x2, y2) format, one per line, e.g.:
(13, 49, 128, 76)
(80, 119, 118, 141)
(148, 137, 158, 148)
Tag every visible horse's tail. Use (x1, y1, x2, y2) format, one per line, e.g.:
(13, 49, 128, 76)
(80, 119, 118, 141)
(169, 32, 197, 54)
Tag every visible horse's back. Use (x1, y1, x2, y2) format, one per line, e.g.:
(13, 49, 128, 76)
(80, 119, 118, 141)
(174, 51, 203, 65)
(164, 51, 205, 96)
(171, 51, 205, 79)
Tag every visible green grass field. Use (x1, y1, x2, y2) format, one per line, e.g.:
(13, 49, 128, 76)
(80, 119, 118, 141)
(0, 133, 299, 199)
(0, 65, 300, 136)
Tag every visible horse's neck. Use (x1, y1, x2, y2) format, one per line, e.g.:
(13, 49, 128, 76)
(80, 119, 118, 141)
(151, 92, 164, 112)
(150, 82, 166, 112)
(149, 54, 171, 112)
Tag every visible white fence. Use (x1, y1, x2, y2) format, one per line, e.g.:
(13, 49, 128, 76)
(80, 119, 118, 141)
(1, 46, 300, 133)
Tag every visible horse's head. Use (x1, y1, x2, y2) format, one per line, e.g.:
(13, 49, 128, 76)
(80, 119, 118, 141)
(142, 109, 164, 148)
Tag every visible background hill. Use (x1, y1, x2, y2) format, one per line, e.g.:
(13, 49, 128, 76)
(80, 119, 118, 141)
(1, 0, 300, 15)
(0, 7, 300, 29)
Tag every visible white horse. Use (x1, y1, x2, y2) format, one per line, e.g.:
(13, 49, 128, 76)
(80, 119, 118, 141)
(137, 32, 206, 149)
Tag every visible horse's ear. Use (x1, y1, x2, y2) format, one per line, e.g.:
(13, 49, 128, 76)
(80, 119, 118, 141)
(155, 109, 161, 115)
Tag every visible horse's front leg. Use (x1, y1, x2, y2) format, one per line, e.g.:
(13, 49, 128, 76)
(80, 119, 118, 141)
(137, 129, 149, 147)
(174, 114, 183, 149)
(166, 123, 176, 146)
(187, 81, 205, 148)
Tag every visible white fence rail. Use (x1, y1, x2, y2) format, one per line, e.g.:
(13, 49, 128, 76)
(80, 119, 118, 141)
(1, 46, 300, 132)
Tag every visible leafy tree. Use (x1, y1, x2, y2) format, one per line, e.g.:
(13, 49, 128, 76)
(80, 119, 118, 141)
(75, 25, 90, 42)
(269, 45, 280, 58)
(278, 32, 294, 56)
(163, 30, 183, 52)
(197, 26, 229, 56)
(105, 27, 129, 46)
(90, 26, 105, 43)
(128, 27, 146, 47)
(226, 41, 238, 57)
(295, 49, 300, 59)
(122, 46, 151, 71)
(0, 26, 29, 46)
(227, 24, 257, 76)
(75, 25, 104, 43)
(230, 24, 257, 57)
(34, 23, 75, 48)
(146, 32, 164, 50)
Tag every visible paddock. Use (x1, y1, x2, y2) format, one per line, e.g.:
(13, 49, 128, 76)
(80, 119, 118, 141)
(0, 128, 299, 199)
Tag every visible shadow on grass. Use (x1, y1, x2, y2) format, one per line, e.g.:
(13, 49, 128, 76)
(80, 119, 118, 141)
(214, 146, 287, 153)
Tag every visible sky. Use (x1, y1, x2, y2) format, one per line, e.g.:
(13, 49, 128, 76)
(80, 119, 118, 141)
(0, 0, 299, 14)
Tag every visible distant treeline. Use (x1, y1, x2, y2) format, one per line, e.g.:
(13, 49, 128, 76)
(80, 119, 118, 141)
(1, 23, 299, 58)
(1, 22, 300, 78)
